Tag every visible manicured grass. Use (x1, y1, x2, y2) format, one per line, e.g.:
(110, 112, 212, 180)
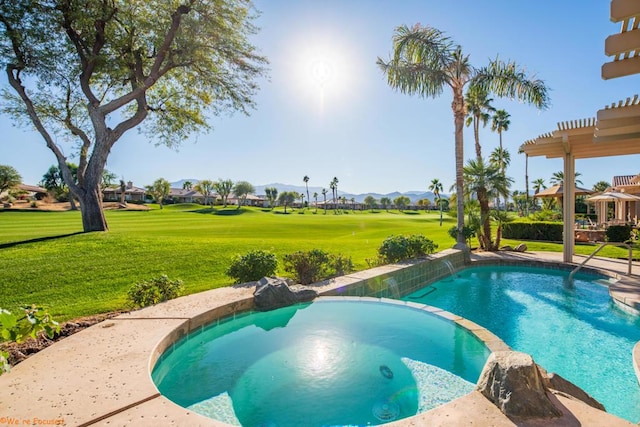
(0, 206, 636, 321)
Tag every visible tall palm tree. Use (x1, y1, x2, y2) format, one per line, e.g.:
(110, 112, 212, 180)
(428, 178, 444, 226)
(518, 145, 530, 216)
(303, 175, 310, 210)
(465, 86, 495, 159)
(313, 191, 318, 213)
(491, 109, 511, 152)
(330, 177, 339, 210)
(321, 188, 328, 214)
(489, 147, 511, 209)
(378, 24, 549, 247)
(532, 178, 546, 209)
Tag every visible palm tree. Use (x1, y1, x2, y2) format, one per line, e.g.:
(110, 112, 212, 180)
(330, 177, 339, 211)
(550, 171, 583, 186)
(303, 175, 310, 209)
(491, 109, 511, 152)
(378, 24, 549, 247)
(428, 178, 444, 226)
(532, 178, 546, 194)
(313, 192, 318, 213)
(321, 188, 328, 214)
(465, 86, 495, 159)
(532, 178, 546, 209)
(518, 145, 530, 216)
(592, 181, 610, 193)
(489, 147, 511, 209)
(463, 158, 512, 250)
(182, 180, 193, 191)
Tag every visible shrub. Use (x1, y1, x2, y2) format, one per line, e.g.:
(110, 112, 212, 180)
(447, 225, 477, 246)
(283, 249, 330, 285)
(0, 305, 59, 376)
(127, 275, 184, 308)
(606, 225, 633, 243)
(331, 254, 355, 276)
(502, 221, 563, 241)
(226, 250, 278, 284)
(282, 250, 353, 285)
(378, 234, 438, 263)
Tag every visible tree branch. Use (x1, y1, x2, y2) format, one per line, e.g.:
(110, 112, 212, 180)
(99, 4, 191, 116)
(5, 65, 82, 197)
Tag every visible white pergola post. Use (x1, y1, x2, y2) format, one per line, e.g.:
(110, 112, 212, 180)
(563, 152, 575, 262)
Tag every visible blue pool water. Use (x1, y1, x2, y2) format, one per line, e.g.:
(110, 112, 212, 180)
(404, 265, 640, 423)
(152, 299, 490, 426)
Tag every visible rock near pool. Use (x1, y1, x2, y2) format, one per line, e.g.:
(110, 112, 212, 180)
(476, 351, 563, 419)
(253, 277, 318, 311)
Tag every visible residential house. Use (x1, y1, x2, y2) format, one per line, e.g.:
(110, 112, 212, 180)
(168, 188, 206, 204)
(102, 181, 146, 202)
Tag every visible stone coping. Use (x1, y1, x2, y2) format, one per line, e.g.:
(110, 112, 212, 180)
(0, 250, 637, 426)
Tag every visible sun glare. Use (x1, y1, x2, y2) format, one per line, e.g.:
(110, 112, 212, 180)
(288, 36, 355, 113)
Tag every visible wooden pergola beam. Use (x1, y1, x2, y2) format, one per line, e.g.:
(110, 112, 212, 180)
(602, 55, 640, 80)
(611, 0, 640, 22)
(605, 29, 640, 56)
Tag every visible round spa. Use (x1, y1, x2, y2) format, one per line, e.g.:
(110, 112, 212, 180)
(151, 298, 491, 426)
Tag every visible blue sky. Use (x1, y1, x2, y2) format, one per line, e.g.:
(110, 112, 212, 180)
(1, 1, 639, 195)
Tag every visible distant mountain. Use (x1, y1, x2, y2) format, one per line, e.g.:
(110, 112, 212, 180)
(256, 183, 447, 204)
(170, 179, 200, 189)
(171, 180, 448, 203)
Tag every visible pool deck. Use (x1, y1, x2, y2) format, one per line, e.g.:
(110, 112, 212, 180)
(0, 251, 638, 427)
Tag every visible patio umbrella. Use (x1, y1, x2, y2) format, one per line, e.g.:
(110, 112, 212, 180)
(533, 183, 594, 198)
(585, 191, 640, 202)
(585, 191, 640, 225)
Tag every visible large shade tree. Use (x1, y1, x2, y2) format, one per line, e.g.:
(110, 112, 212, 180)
(0, 164, 21, 195)
(0, 0, 267, 232)
(377, 24, 549, 247)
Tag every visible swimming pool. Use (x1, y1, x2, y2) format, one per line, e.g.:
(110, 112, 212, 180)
(404, 265, 640, 423)
(152, 299, 491, 426)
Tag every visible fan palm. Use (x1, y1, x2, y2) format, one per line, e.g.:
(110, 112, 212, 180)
(490, 147, 511, 209)
(428, 178, 444, 226)
(491, 109, 511, 151)
(550, 171, 583, 186)
(303, 175, 310, 209)
(518, 145, 530, 215)
(465, 87, 495, 159)
(463, 158, 512, 250)
(378, 24, 549, 247)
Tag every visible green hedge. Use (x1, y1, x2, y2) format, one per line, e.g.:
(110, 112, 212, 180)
(605, 225, 633, 243)
(502, 221, 563, 241)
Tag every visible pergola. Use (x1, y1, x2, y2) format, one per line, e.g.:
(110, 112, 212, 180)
(520, 0, 640, 262)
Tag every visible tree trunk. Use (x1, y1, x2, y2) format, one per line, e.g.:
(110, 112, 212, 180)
(77, 186, 108, 232)
(525, 154, 530, 216)
(478, 187, 492, 250)
(453, 90, 466, 247)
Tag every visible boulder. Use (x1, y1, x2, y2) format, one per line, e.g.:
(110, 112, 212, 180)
(514, 243, 528, 252)
(253, 277, 318, 311)
(476, 351, 562, 419)
(538, 367, 605, 411)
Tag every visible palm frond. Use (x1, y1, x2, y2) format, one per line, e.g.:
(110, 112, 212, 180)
(472, 57, 550, 110)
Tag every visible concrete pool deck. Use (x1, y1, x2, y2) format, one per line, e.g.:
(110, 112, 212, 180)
(0, 250, 638, 427)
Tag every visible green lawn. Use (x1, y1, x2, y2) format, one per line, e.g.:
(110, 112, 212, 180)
(0, 205, 636, 321)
